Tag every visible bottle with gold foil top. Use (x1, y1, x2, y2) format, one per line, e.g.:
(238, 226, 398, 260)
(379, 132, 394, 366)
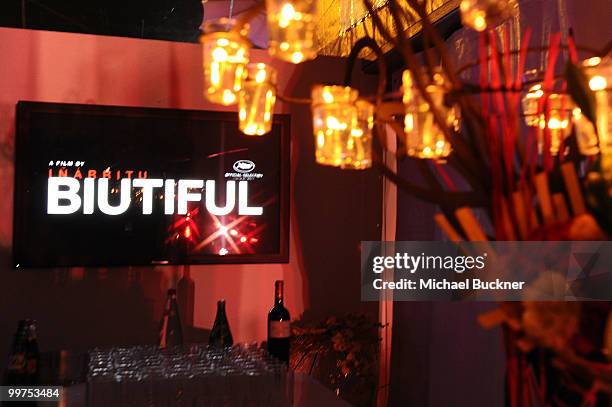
(159, 289, 183, 349)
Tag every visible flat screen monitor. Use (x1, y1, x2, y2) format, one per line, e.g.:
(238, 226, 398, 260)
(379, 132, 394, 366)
(13, 102, 290, 267)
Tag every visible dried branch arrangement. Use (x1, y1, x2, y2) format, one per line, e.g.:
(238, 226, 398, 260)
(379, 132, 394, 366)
(198, 0, 612, 403)
(199, 0, 612, 243)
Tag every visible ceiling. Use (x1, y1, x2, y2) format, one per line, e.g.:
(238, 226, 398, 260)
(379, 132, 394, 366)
(0, 0, 206, 42)
(0, 0, 460, 58)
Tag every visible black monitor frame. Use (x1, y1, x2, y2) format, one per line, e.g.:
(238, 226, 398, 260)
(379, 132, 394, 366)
(13, 101, 291, 268)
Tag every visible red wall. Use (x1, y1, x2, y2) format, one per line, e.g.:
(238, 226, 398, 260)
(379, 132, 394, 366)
(0, 27, 381, 355)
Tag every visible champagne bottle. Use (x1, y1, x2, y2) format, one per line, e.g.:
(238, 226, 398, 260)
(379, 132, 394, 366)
(159, 289, 183, 349)
(267, 280, 290, 364)
(209, 300, 233, 348)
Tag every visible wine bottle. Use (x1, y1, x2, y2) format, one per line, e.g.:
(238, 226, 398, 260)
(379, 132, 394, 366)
(159, 289, 183, 349)
(4, 321, 27, 386)
(209, 300, 233, 348)
(177, 266, 195, 327)
(3, 320, 34, 407)
(267, 280, 290, 364)
(24, 320, 39, 385)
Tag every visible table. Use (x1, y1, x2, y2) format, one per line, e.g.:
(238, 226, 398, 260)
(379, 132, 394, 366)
(36, 346, 349, 407)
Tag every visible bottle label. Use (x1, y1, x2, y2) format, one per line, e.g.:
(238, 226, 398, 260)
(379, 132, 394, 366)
(269, 321, 290, 338)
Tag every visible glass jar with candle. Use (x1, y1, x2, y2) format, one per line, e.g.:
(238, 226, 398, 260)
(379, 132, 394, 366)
(521, 70, 544, 127)
(572, 107, 599, 156)
(583, 57, 611, 153)
(460, 0, 518, 32)
(402, 69, 457, 160)
(311, 85, 361, 168)
(201, 18, 250, 106)
(521, 73, 574, 156)
(239, 63, 277, 136)
(341, 99, 374, 169)
(582, 56, 612, 178)
(534, 94, 573, 156)
(266, 0, 318, 64)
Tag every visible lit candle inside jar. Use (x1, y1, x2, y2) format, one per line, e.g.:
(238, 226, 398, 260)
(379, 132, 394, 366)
(311, 85, 373, 169)
(459, 0, 519, 32)
(201, 18, 250, 106)
(583, 56, 612, 177)
(521, 74, 545, 127)
(521, 76, 574, 156)
(344, 99, 374, 169)
(572, 106, 599, 156)
(266, 0, 318, 64)
(239, 63, 277, 136)
(538, 94, 573, 156)
(583, 57, 611, 152)
(402, 69, 457, 160)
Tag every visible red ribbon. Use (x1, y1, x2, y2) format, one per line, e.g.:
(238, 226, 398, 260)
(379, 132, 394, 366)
(541, 33, 562, 172)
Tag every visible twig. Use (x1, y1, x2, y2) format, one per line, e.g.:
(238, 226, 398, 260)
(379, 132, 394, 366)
(374, 160, 488, 208)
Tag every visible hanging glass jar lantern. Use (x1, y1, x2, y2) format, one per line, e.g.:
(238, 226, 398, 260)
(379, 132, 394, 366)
(572, 106, 599, 156)
(521, 73, 544, 127)
(238, 63, 277, 136)
(523, 89, 573, 156)
(311, 85, 373, 169)
(266, 0, 318, 64)
(344, 100, 374, 169)
(582, 56, 612, 153)
(582, 56, 612, 178)
(201, 18, 250, 106)
(537, 94, 574, 156)
(402, 69, 458, 160)
(521, 71, 576, 156)
(460, 0, 519, 32)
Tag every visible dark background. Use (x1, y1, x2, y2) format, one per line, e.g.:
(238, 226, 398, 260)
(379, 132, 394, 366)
(0, 0, 204, 42)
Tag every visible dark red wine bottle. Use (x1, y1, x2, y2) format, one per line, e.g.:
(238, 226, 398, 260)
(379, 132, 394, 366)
(267, 280, 290, 364)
